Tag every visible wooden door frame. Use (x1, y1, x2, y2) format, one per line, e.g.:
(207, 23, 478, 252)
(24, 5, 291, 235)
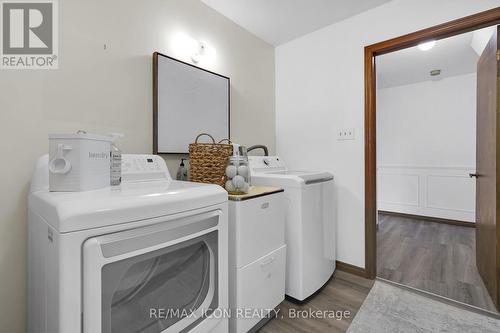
(364, 7, 500, 279)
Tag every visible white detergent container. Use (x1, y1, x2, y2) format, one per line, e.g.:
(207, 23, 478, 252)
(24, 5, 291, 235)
(48, 132, 112, 191)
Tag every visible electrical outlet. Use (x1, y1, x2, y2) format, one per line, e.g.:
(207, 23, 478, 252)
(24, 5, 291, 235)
(337, 128, 355, 140)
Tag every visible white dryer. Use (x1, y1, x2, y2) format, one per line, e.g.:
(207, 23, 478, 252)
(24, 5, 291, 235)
(28, 154, 228, 333)
(248, 156, 336, 301)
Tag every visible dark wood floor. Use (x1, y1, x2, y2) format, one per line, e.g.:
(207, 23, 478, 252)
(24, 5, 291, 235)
(259, 271, 374, 332)
(377, 213, 498, 313)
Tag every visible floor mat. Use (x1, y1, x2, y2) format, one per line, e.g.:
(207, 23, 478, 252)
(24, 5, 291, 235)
(347, 281, 500, 333)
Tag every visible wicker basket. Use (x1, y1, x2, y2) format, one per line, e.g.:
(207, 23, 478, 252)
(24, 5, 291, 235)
(189, 133, 233, 187)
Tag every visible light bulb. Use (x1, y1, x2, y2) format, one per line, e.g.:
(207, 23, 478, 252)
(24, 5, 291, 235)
(418, 40, 436, 51)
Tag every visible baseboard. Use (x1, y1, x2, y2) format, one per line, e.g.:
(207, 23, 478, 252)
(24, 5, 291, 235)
(378, 211, 475, 228)
(336, 260, 367, 278)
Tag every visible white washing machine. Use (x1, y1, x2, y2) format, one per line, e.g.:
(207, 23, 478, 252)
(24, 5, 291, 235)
(248, 156, 336, 301)
(28, 154, 229, 333)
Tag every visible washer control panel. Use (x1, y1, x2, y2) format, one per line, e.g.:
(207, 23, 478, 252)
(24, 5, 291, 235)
(248, 156, 286, 172)
(122, 154, 171, 182)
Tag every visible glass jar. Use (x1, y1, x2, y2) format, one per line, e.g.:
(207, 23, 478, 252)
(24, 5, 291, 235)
(225, 146, 251, 195)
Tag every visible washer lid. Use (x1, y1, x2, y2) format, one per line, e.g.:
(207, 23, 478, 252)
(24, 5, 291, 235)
(252, 171, 334, 188)
(29, 180, 227, 233)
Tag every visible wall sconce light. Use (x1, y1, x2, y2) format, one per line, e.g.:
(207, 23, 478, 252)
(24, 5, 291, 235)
(191, 41, 207, 64)
(171, 32, 216, 66)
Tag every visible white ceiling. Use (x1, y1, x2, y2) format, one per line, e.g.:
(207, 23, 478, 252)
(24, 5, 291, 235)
(200, 0, 391, 46)
(377, 31, 481, 89)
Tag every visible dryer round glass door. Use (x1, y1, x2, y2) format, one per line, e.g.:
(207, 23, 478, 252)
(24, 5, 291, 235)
(101, 232, 218, 333)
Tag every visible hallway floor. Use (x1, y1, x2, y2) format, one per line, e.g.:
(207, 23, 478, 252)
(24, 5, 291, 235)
(259, 271, 374, 333)
(377, 213, 498, 313)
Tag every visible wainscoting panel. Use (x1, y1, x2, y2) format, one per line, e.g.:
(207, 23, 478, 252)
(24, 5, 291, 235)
(377, 166, 476, 222)
(378, 173, 420, 206)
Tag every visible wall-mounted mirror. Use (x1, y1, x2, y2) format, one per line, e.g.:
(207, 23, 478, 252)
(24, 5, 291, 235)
(153, 52, 230, 154)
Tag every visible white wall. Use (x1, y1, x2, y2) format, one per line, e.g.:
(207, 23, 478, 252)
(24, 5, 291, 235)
(0, 0, 275, 331)
(377, 74, 477, 222)
(275, 0, 500, 268)
(377, 74, 477, 167)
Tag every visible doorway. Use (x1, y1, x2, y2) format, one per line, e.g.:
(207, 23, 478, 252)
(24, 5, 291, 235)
(364, 7, 500, 312)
